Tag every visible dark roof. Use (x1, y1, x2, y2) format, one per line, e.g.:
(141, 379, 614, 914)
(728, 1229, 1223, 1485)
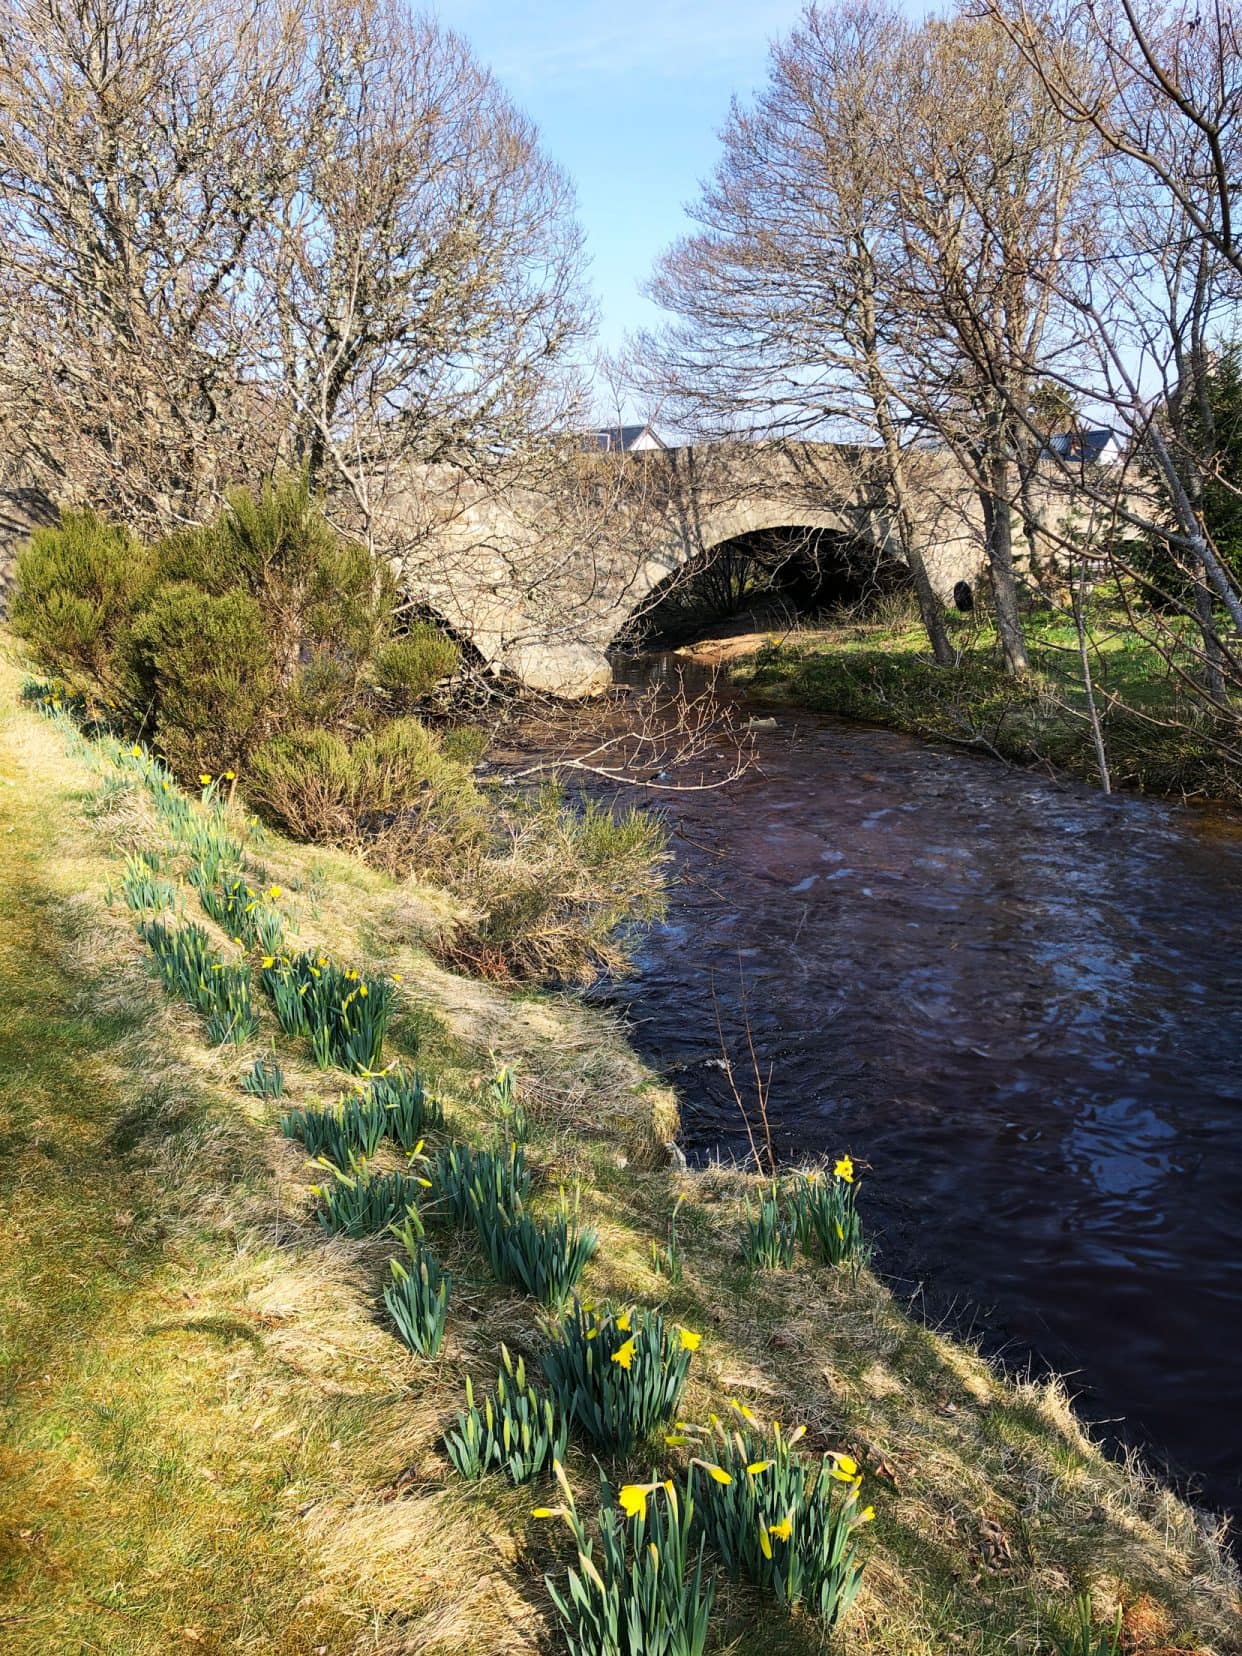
(581, 423, 666, 452)
(1046, 428, 1122, 464)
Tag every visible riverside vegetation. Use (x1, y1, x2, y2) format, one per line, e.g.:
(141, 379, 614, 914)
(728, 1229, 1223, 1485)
(0, 652, 1238, 1651)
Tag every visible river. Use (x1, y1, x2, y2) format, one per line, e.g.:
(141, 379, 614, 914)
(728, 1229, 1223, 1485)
(537, 652, 1242, 1523)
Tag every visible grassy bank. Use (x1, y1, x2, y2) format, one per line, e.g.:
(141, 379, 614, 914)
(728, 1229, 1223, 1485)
(0, 647, 1237, 1655)
(724, 600, 1240, 805)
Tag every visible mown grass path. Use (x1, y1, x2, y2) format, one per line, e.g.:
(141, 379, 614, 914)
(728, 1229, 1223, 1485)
(0, 714, 370, 1655)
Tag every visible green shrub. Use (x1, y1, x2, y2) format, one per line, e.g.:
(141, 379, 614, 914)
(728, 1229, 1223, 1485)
(543, 1305, 696, 1456)
(444, 1346, 567, 1482)
(156, 476, 394, 675)
(11, 510, 156, 693)
(247, 717, 487, 874)
(685, 1410, 871, 1627)
(122, 582, 278, 776)
(375, 624, 460, 702)
(537, 1469, 714, 1656)
(384, 1231, 450, 1358)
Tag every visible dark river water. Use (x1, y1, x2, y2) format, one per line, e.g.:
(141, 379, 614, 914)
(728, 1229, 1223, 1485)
(556, 654, 1242, 1520)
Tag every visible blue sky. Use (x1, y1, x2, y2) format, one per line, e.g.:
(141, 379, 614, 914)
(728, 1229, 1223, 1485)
(436, 2, 833, 360)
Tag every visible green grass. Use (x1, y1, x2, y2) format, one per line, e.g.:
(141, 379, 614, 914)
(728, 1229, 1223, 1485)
(0, 648, 1238, 1655)
(732, 594, 1241, 802)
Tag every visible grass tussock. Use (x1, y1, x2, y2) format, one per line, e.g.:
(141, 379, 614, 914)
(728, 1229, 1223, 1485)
(0, 648, 1237, 1655)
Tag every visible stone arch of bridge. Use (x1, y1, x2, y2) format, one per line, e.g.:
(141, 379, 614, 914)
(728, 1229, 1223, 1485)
(613, 498, 889, 644)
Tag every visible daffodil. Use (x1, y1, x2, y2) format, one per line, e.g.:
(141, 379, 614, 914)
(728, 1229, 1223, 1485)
(769, 1515, 793, 1542)
(694, 1460, 733, 1486)
(758, 1523, 773, 1560)
(199, 774, 212, 786)
(745, 1460, 772, 1478)
(678, 1327, 701, 1351)
(829, 1452, 859, 1482)
(130, 745, 142, 758)
(224, 770, 236, 781)
(261, 956, 275, 969)
(617, 1483, 650, 1519)
(393, 972, 402, 983)
(859, 1505, 875, 1524)
(611, 1337, 637, 1370)
(614, 1311, 632, 1333)
(834, 1155, 854, 1184)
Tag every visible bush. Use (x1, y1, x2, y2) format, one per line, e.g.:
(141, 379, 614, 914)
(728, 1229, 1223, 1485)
(375, 624, 460, 703)
(11, 510, 156, 693)
(260, 952, 393, 1072)
(139, 918, 258, 1045)
(313, 1162, 426, 1237)
(122, 582, 278, 775)
(475, 1205, 598, 1308)
(448, 791, 669, 985)
(247, 717, 488, 874)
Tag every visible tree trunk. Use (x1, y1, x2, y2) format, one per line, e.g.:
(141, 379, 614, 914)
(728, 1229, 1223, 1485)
(980, 455, 1030, 674)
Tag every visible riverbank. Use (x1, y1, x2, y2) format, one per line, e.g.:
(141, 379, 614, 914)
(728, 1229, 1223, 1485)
(1, 650, 1238, 1655)
(693, 602, 1240, 805)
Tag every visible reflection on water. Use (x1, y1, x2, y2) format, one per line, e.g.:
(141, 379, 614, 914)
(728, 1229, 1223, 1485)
(591, 655, 1242, 1517)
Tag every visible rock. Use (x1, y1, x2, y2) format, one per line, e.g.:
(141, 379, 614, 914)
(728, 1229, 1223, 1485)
(499, 640, 613, 699)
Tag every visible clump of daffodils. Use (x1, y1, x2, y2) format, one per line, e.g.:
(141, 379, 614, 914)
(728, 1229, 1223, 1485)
(678, 1402, 873, 1626)
(542, 1304, 700, 1455)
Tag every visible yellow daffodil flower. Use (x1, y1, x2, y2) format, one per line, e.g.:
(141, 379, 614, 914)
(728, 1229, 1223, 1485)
(834, 1155, 854, 1184)
(261, 957, 275, 969)
(759, 1523, 773, 1560)
(859, 1505, 875, 1524)
(617, 1484, 651, 1520)
(199, 774, 212, 785)
(770, 1515, 793, 1542)
(615, 1311, 632, 1333)
(611, 1337, 637, 1370)
(678, 1327, 701, 1351)
(745, 1460, 772, 1477)
(224, 770, 236, 781)
(829, 1453, 859, 1482)
(268, 886, 281, 900)
(393, 972, 402, 983)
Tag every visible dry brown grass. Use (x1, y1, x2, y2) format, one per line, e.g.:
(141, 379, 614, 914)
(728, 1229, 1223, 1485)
(0, 648, 1238, 1656)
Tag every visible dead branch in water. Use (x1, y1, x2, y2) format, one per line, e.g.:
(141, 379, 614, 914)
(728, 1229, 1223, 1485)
(501, 664, 756, 792)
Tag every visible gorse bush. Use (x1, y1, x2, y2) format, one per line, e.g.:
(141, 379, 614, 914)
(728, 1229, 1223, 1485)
(384, 1227, 450, 1358)
(543, 1305, 697, 1456)
(247, 717, 488, 875)
(374, 624, 460, 703)
(260, 952, 392, 1072)
(536, 1467, 714, 1656)
(444, 1345, 567, 1483)
(682, 1408, 872, 1627)
(139, 918, 258, 1045)
(11, 510, 155, 693)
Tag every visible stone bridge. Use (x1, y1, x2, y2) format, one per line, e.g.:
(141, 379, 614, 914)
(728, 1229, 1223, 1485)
(379, 439, 987, 696)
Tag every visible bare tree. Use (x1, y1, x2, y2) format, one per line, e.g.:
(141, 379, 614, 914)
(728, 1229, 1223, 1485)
(637, 1, 956, 664)
(0, 0, 295, 529)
